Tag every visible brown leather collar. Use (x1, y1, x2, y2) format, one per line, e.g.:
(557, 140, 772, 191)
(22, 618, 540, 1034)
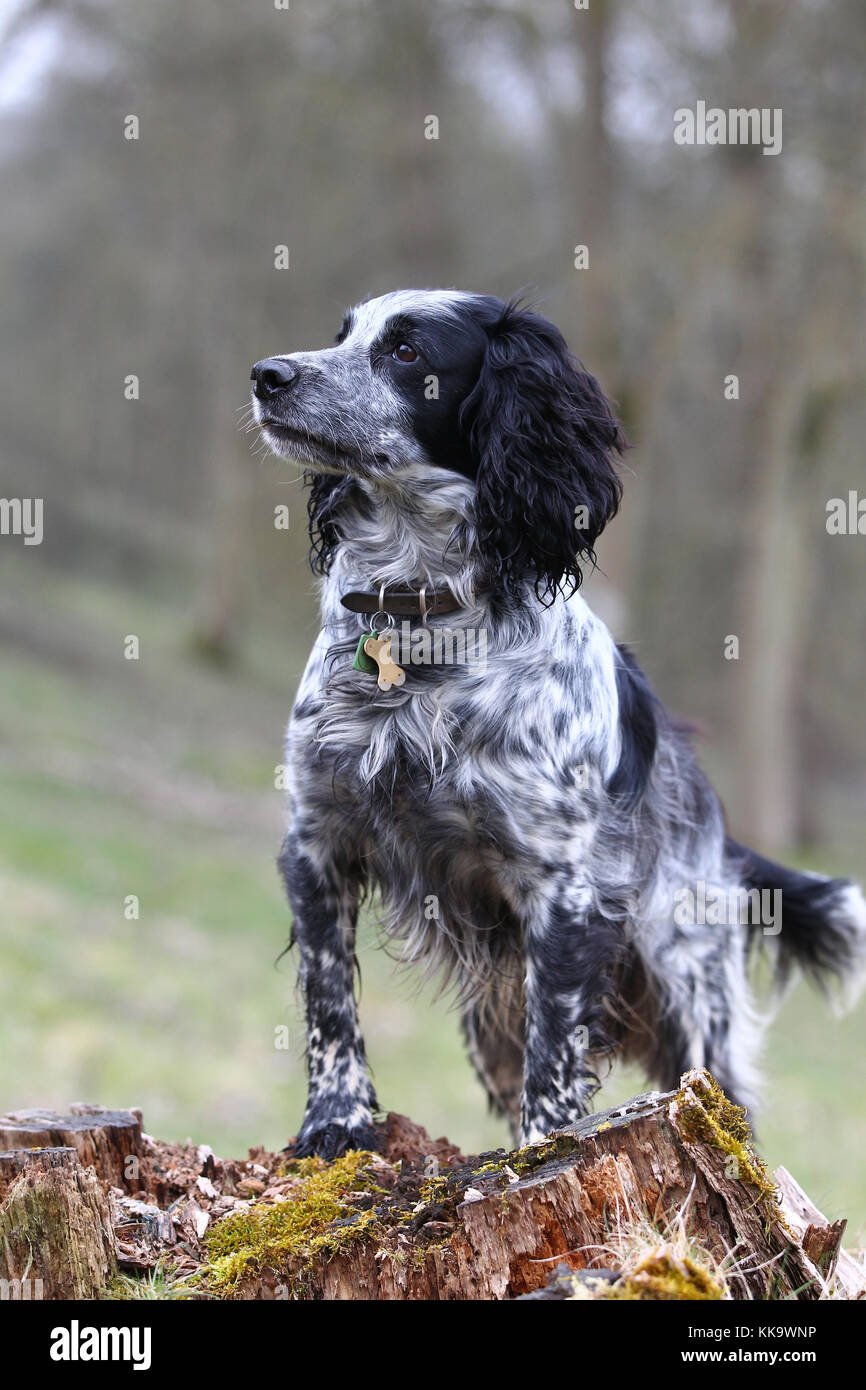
(340, 584, 462, 618)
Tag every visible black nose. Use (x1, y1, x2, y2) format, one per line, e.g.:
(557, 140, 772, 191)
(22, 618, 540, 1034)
(251, 357, 300, 400)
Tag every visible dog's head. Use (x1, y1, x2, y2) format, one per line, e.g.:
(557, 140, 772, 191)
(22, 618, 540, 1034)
(251, 289, 624, 600)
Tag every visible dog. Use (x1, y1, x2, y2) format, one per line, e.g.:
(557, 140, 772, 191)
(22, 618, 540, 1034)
(250, 289, 866, 1159)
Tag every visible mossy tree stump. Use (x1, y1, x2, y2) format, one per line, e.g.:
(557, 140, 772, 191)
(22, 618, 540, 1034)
(2, 1077, 861, 1300)
(0, 1104, 143, 1300)
(205, 1070, 851, 1301)
(0, 1148, 116, 1299)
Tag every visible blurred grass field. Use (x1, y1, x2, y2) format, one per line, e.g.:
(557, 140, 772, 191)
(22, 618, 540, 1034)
(0, 556, 863, 1236)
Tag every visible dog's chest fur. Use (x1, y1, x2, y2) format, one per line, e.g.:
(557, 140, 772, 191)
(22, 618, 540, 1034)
(288, 671, 605, 988)
(285, 486, 623, 981)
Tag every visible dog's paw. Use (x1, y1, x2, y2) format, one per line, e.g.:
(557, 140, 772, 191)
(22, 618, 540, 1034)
(288, 1120, 380, 1162)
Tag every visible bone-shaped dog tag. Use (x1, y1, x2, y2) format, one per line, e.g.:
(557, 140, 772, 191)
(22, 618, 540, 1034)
(364, 632, 406, 691)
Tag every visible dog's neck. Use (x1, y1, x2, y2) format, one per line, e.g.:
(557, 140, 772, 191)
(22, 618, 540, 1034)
(325, 466, 478, 610)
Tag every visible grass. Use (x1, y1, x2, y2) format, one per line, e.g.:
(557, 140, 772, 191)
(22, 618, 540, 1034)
(0, 558, 863, 1236)
(105, 1262, 207, 1301)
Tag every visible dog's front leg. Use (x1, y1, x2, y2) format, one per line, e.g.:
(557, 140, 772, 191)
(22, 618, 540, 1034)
(279, 836, 378, 1159)
(520, 896, 621, 1144)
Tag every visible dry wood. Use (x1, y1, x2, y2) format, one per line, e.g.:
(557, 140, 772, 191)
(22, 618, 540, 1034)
(0, 1144, 78, 1201)
(0, 1147, 116, 1299)
(774, 1163, 864, 1298)
(0, 1103, 144, 1191)
(113, 1196, 177, 1271)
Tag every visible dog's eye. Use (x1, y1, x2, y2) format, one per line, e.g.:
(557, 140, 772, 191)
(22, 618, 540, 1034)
(392, 343, 418, 363)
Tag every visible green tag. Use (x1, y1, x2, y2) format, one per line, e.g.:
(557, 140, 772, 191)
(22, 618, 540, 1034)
(352, 628, 379, 674)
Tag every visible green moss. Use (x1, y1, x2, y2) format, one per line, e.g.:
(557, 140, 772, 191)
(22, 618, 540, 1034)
(673, 1071, 779, 1212)
(202, 1151, 382, 1296)
(510, 1133, 579, 1175)
(418, 1174, 450, 1204)
(604, 1249, 725, 1301)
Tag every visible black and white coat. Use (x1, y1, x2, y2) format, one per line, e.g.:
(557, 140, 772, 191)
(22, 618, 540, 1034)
(250, 290, 866, 1159)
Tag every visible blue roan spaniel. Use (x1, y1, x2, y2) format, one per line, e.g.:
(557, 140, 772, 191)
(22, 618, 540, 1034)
(250, 289, 866, 1159)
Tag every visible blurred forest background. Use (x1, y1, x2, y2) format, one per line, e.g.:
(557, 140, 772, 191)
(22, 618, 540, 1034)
(1, 0, 864, 1225)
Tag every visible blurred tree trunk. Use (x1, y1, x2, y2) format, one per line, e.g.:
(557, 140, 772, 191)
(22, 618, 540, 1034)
(735, 371, 808, 850)
(733, 225, 859, 850)
(379, 1, 459, 281)
(555, 0, 633, 622)
(179, 48, 261, 667)
(578, 0, 617, 388)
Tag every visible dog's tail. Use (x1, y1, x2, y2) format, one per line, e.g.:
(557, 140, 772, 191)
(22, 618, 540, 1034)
(726, 836, 866, 1002)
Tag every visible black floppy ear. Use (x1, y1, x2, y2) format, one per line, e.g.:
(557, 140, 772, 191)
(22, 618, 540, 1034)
(306, 470, 364, 574)
(459, 301, 625, 603)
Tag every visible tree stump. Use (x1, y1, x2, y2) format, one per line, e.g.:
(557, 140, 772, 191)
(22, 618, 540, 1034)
(203, 1070, 860, 1301)
(3, 1074, 862, 1301)
(0, 1148, 116, 1299)
(0, 1104, 144, 1192)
